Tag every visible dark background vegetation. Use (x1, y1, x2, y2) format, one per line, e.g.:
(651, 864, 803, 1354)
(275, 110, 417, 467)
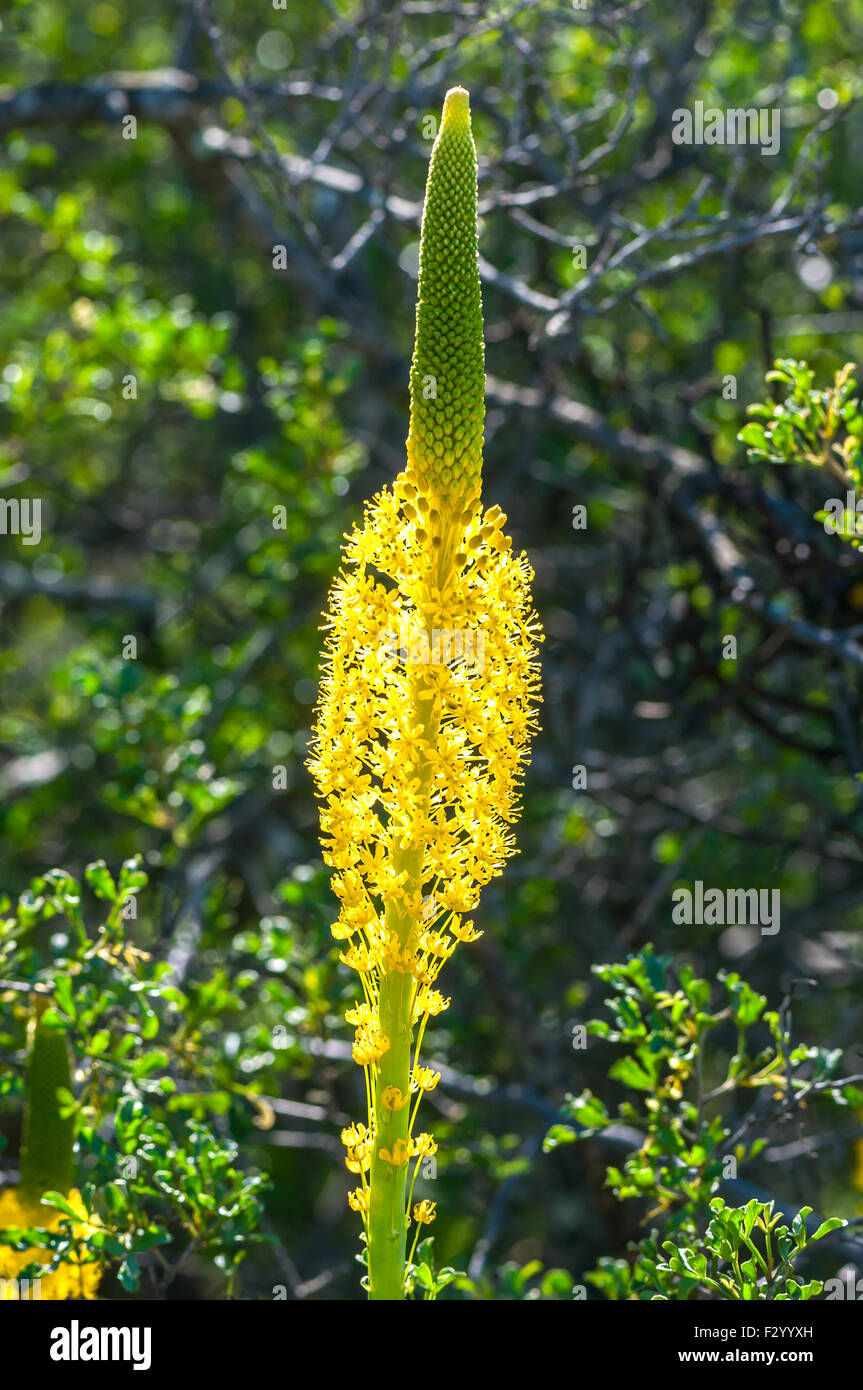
(2, 0, 863, 1298)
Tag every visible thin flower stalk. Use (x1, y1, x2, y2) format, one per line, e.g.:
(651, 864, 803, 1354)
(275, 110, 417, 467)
(308, 86, 542, 1301)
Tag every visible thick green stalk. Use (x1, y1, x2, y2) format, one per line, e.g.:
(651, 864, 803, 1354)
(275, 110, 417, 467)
(19, 993, 75, 1203)
(367, 953, 413, 1299)
(368, 687, 440, 1300)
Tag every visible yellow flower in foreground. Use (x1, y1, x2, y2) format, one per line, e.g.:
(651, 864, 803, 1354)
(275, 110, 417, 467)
(0, 1187, 101, 1300)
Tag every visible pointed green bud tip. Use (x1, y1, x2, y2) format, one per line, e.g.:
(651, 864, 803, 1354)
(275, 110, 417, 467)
(405, 86, 484, 525)
(441, 85, 471, 134)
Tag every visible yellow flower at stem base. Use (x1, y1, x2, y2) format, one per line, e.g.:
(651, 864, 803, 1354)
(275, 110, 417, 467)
(0, 1187, 101, 1300)
(0, 992, 102, 1300)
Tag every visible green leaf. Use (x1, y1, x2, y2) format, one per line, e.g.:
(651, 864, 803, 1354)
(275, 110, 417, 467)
(609, 1056, 654, 1091)
(809, 1217, 845, 1243)
(39, 1191, 82, 1221)
(85, 860, 117, 901)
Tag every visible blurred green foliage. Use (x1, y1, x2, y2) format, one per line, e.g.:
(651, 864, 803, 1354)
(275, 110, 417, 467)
(2, 0, 863, 1298)
(546, 948, 856, 1299)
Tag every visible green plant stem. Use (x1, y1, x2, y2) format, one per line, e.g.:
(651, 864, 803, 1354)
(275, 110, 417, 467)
(368, 662, 442, 1300)
(368, 955, 414, 1300)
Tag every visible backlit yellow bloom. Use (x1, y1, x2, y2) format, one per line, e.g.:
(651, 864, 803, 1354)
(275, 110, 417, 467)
(341, 1122, 368, 1149)
(413, 1200, 437, 1226)
(344, 1142, 372, 1175)
(449, 919, 482, 944)
(0, 1187, 101, 1300)
(414, 988, 451, 1021)
(412, 1067, 441, 1093)
(352, 1025, 390, 1067)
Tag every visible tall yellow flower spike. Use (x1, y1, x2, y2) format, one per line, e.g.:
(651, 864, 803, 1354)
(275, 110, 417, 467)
(308, 86, 542, 1300)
